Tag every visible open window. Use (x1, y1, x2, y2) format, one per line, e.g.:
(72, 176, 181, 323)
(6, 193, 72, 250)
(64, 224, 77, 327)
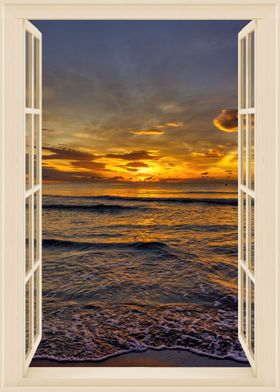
(20, 16, 266, 377)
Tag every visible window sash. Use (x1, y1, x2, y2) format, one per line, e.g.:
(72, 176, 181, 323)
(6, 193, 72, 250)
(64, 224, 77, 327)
(24, 20, 42, 370)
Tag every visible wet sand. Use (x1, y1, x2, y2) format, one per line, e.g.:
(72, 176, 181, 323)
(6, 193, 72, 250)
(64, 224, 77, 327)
(31, 349, 250, 367)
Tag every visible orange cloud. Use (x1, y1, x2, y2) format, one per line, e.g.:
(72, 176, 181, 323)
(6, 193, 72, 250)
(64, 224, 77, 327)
(105, 150, 158, 161)
(192, 149, 224, 158)
(213, 109, 238, 133)
(130, 129, 165, 135)
(165, 122, 183, 128)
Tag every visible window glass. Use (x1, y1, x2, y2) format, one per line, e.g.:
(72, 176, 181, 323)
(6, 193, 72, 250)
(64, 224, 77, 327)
(34, 115, 40, 186)
(34, 191, 40, 263)
(241, 115, 246, 186)
(249, 31, 255, 108)
(25, 114, 32, 191)
(25, 278, 32, 356)
(248, 196, 254, 273)
(34, 267, 40, 339)
(25, 195, 32, 274)
(249, 278, 255, 355)
(241, 38, 246, 109)
(241, 191, 246, 263)
(25, 32, 33, 108)
(249, 114, 255, 191)
(241, 267, 247, 340)
(34, 38, 40, 109)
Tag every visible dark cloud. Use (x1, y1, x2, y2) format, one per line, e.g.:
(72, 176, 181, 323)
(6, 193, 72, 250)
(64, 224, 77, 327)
(71, 161, 106, 171)
(43, 146, 95, 161)
(42, 167, 102, 182)
(105, 150, 157, 161)
(126, 161, 149, 168)
(42, 166, 125, 182)
(125, 168, 138, 172)
(213, 109, 238, 133)
(201, 172, 209, 176)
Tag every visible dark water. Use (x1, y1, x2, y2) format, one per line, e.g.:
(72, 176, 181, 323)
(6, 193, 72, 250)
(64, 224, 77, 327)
(35, 186, 247, 364)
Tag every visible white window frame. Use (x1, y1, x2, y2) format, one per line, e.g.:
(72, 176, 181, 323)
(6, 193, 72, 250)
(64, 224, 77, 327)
(0, 1, 279, 391)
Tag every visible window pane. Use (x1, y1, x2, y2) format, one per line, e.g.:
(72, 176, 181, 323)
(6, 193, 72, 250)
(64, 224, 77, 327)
(248, 196, 255, 273)
(34, 191, 40, 263)
(248, 114, 255, 191)
(241, 267, 247, 340)
(34, 115, 40, 186)
(25, 196, 32, 274)
(25, 278, 32, 356)
(241, 38, 246, 109)
(248, 31, 255, 108)
(34, 267, 40, 339)
(25, 114, 32, 191)
(249, 278, 255, 355)
(34, 38, 40, 109)
(241, 191, 246, 263)
(25, 32, 33, 108)
(241, 115, 246, 186)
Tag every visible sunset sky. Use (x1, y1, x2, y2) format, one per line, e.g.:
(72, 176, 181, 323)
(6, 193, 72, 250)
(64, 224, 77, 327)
(32, 20, 247, 184)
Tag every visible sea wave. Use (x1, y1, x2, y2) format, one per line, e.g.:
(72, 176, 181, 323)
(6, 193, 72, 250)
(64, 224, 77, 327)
(43, 238, 176, 252)
(37, 192, 242, 365)
(93, 196, 237, 205)
(34, 303, 247, 363)
(43, 203, 150, 212)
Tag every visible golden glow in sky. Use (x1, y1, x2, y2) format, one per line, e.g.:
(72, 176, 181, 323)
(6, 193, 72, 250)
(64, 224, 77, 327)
(36, 20, 243, 185)
(43, 108, 238, 183)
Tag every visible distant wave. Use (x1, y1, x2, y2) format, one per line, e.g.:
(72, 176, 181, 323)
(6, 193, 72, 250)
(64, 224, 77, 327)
(44, 190, 237, 198)
(94, 196, 237, 205)
(43, 197, 238, 208)
(43, 239, 174, 252)
(43, 203, 149, 212)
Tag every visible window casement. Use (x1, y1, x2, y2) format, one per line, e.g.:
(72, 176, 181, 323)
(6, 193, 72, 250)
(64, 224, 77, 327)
(0, 2, 279, 391)
(238, 20, 256, 370)
(24, 20, 42, 369)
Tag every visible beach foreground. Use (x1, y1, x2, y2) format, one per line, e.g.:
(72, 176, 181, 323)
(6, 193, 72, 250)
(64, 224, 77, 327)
(31, 349, 250, 367)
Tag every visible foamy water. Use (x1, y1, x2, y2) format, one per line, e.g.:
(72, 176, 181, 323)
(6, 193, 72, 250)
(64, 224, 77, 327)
(35, 183, 247, 364)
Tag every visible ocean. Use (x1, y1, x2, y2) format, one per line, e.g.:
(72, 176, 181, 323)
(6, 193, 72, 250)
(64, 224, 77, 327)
(34, 181, 248, 364)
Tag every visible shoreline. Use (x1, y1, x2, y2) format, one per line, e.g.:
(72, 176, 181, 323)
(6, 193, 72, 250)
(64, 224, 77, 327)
(31, 348, 250, 367)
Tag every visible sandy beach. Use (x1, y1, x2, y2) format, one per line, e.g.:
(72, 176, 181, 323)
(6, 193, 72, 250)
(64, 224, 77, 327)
(31, 348, 249, 367)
